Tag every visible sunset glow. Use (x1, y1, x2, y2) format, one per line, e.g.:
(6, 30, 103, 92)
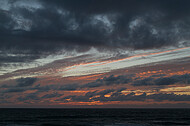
(0, 0, 190, 108)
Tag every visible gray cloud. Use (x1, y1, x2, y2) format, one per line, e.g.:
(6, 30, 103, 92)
(33, 83, 79, 92)
(1, 75, 130, 94)
(1, 77, 37, 88)
(1, 0, 190, 66)
(59, 83, 79, 91)
(82, 75, 132, 88)
(133, 74, 190, 86)
(133, 77, 154, 86)
(1, 82, 78, 95)
(1, 77, 37, 93)
(17, 91, 63, 102)
(41, 92, 63, 99)
(17, 92, 39, 101)
(148, 93, 190, 102)
(16, 77, 37, 87)
(2, 88, 26, 93)
(116, 87, 127, 92)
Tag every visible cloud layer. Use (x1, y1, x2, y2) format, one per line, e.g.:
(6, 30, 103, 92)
(1, 0, 190, 76)
(1, 0, 190, 53)
(1, 73, 190, 104)
(1, 0, 190, 107)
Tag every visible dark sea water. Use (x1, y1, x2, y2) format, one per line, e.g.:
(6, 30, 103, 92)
(0, 108, 190, 126)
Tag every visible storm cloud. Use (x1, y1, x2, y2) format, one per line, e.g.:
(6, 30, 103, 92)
(1, 0, 190, 57)
(1, 0, 190, 76)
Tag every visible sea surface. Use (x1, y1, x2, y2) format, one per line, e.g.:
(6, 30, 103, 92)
(0, 108, 190, 126)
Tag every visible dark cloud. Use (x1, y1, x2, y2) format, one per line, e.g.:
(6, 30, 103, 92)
(18, 93, 39, 101)
(0, 54, 40, 66)
(2, 77, 37, 88)
(110, 87, 127, 98)
(82, 75, 132, 88)
(1, 0, 190, 65)
(41, 92, 63, 99)
(133, 77, 154, 86)
(1, 77, 37, 93)
(148, 93, 190, 102)
(1, 82, 78, 95)
(150, 74, 166, 78)
(133, 74, 190, 86)
(34, 83, 79, 92)
(16, 77, 37, 87)
(59, 83, 79, 91)
(154, 77, 179, 86)
(96, 89, 115, 96)
(17, 92, 62, 102)
(116, 87, 127, 92)
(32, 84, 54, 92)
(2, 88, 26, 93)
(1, 75, 129, 95)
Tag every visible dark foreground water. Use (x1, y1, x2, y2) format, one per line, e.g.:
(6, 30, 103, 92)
(0, 108, 190, 126)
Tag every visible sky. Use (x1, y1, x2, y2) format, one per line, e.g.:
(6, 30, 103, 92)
(0, 0, 190, 108)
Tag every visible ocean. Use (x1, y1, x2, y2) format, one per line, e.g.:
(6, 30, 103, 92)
(0, 108, 190, 126)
